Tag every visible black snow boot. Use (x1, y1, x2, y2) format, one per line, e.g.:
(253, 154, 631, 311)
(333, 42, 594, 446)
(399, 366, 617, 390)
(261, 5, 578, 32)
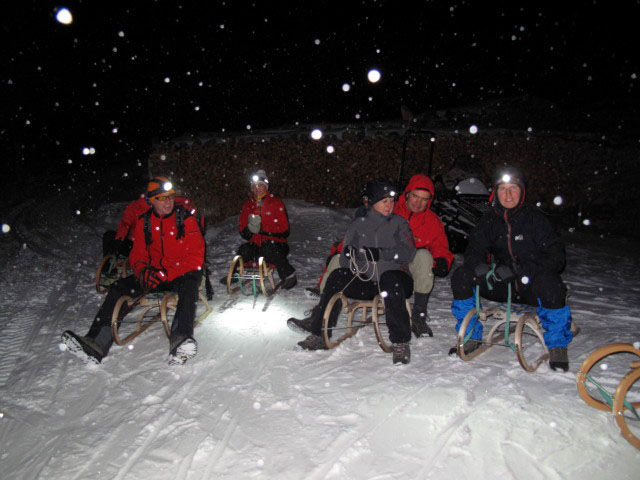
(287, 303, 322, 334)
(549, 347, 569, 372)
(411, 292, 433, 338)
(298, 334, 327, 351)
(448, 339, 480, 357)
(61, 330, 103, 364)
(282, 273, 298, 290)
(392, 342, 411, 364)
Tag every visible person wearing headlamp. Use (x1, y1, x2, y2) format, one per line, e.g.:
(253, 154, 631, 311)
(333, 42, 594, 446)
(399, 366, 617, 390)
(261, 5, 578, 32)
(62, 177, 206, 366)
(231, 169, 297, 290)
(449, 165, 573, 371)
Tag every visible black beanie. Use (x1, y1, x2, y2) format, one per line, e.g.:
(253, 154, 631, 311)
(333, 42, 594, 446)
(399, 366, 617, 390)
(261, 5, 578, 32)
(363, 178, 397, 206)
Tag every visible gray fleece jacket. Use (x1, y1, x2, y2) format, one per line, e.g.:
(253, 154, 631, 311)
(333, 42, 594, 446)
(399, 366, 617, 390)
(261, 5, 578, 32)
(339, 209, 417, 280)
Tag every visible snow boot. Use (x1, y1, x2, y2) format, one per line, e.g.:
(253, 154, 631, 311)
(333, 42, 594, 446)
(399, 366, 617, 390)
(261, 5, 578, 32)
(61, 330, 103, 364)
(297, 334, 327, 351)
(448, 339, 480, 357)
(392, 343, 411, 364)
(549, 347, 569, 372)
(304, 286, 321, 301)
(282, 273, 298, 290)
(411, 292, 433, 338)
(169, 337, 197, 366)
(287, 304, 322, 334)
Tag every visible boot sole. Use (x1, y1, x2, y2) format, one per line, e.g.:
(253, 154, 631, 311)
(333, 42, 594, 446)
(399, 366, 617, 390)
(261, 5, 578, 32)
(61, 332, 101, 365)
(169, 338, 197, 366)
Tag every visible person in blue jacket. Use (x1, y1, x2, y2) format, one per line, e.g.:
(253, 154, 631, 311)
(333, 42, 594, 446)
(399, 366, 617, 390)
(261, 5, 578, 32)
(449, 165, 573, 371)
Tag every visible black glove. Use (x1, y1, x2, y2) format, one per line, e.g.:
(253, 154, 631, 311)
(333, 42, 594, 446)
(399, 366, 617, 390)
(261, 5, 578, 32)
(473, 264, 490, 279)
(110, 239, 125, 256)
(363, 247, 380, 262)
(494, 264, 517, 283)
(433, 257, 449, 277)
(141, 267, 168, 290)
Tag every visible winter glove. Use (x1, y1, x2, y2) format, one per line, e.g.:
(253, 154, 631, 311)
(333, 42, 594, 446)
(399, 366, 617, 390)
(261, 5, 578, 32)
(433, 257, 450, 277)
(494, 264, 517, 283)
(473, 264, 490, 279)
(362, 247, 380, 262)
(141, 267, 168, 290)
(111, 239, 125, 256)
(248, 214, 262, 234)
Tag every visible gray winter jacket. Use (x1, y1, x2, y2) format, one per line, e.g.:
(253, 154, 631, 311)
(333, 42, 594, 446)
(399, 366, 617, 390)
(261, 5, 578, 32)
(339, 209, 416, 279)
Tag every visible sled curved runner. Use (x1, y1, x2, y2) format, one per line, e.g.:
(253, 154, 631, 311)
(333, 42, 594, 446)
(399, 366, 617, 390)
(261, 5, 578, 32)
(576, 343, 640, 450)
(321, 293, 411, 354)
(111, 278, 212, 346)
(226, 255, 276, 297)
(96, 254, 131, 293)
(455, 305, 550, 372)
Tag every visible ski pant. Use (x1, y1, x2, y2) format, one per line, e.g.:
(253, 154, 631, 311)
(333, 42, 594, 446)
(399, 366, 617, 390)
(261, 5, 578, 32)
(237, 240, 295, 280)
(450, 265, 573, 348)
(86, 270, 202, 357)
(310, 268, 414, 344)
(102, 230, 133, 258)
(319, 249, 433, 296)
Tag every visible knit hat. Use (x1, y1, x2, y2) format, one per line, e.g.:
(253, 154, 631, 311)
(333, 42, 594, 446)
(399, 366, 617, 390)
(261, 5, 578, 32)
(251, 169, 269, 185)
(490, 165, 526, 207)
(362, 178, 397, 206)
(146, 176, 175, 199)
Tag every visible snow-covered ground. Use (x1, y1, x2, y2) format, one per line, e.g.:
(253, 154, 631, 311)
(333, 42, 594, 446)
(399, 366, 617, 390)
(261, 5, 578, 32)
(1, 193, 639, 479)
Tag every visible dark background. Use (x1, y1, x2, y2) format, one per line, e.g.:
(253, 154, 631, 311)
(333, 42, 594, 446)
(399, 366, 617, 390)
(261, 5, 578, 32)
(2, 1, 638, 203)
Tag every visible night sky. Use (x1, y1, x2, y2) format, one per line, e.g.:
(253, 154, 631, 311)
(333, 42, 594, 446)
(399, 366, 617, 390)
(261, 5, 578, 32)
(3, 1, 638, 182)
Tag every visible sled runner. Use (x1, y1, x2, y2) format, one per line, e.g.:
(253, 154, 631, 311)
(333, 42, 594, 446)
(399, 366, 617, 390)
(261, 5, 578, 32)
(226, 255, 276, 297)
(320, 292, 412, 353)
(576, 343, 640, 450)
(95, 254, 131, 293)
(110, 277, 212, 346)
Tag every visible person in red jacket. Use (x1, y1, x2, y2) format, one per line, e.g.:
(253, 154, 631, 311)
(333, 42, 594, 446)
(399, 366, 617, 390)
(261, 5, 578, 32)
(393, 174, 454, 336)
(231, 169, 297, 289)
(62, 178, 206, 366)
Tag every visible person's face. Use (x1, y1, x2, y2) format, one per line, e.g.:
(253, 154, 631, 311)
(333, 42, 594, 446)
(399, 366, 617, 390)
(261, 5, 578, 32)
(373, 196, 394, 216)
(497, 183, 521, 209)
(406, 189, 431, 213)
(150, 193, 175, 216)
(252, 181, 268, 199)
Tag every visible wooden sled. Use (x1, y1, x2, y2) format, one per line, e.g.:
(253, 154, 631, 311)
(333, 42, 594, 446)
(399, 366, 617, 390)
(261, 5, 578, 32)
(455, 303, 550, 372)
(111, 277, 212, 346)
(95, 254, 131, 294)
(226, 255, 276, 297)
(321, 293, 411, 353)
(576, 343, 640, 450)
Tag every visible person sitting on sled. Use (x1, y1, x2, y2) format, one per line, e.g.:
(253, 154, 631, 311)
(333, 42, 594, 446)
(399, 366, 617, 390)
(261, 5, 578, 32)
(449, 165, 573, 371)
(290, 174, 453, 340)
(227, 169, 297, 290)
(101, 178, 213, 300)
(62, 178, 206, 365)
(295, 178, 417, 364)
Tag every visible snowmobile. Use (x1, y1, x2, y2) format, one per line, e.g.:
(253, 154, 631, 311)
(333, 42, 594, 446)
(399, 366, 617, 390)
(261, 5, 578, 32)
(430, 176, 491, 254)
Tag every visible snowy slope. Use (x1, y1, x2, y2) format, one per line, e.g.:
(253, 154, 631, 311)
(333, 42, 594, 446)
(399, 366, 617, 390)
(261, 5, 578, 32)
(0, 194, 639, 479)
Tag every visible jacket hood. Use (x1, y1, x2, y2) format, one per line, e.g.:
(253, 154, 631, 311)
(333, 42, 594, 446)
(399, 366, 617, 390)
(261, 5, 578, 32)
(397, 174, 435, 211)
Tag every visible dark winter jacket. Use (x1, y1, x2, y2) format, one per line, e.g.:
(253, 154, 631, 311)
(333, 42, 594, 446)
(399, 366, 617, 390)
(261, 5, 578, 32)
(130, 207, 205, 282)
(393, 174, 454, 269)
(340, 209, 416, 279)
(464, 202, 565, 286)
(239, 193, 290, 246)
(116, 196, 200, 241)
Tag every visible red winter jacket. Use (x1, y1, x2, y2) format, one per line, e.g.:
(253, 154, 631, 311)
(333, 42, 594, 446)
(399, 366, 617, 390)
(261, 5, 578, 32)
(115, 195, 200, 241)
(393, 174, 454, 268)
(238, 193, 290, 246)
(129, 207, 205, 282)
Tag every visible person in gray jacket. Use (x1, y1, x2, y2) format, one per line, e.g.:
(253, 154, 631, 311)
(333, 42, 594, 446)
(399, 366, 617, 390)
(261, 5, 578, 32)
(297, 178, 417, 364)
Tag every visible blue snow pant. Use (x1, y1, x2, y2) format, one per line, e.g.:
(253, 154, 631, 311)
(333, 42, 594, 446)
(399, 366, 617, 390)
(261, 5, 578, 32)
(450, 265, 573, 348)
(310, 268, 414, 344)
(86, 270, 202, 356)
